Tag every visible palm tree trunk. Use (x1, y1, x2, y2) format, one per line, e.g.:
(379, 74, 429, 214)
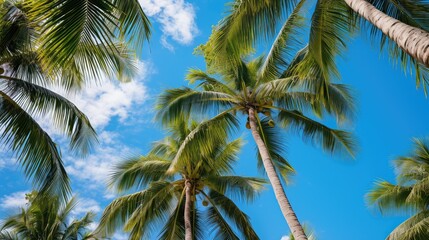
(248, 108, 307, 240)
(344, 0, 429, 67)
(184, 180, 193, 240)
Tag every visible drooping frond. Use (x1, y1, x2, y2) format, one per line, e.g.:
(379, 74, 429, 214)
(97, 181, 174, 239)
(158, 189, 186, 240)
(205, 176, 265, 203)
(0, 75, 97, 154)
(367, 181, 414, 213)
(0, 92, 70, 201)
(204, 190, 260, 240)
(276, 108, 356, 157)
(295, 0, 352, 81)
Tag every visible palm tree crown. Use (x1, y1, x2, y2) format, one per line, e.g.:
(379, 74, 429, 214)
(368, 139, 429, 240)
(96, 117, 265, 240)
(0, 192, 98, 240)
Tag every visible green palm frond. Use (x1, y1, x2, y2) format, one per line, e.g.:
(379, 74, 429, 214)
(207, 0, 298, 66)
(204, 190, 259, 240)
(98, 181, 174, 239)
(0, 75, 97, 154)
(0, 92, 70, 201)
(205, 138, 243, 175)
(112, 0, 151, 51)
(156, 88, 236, 126)
(108, 155, 171, 192)
(254, 117, 295, 183)
(387, 210, 429, 240)
(259, 0, 306, 83)
(205, 176, 265, 203)
(295, 0, 352, 81)
(166, 111, 239, 174)
(367, 181, 414, 213)
(277, 108, 356, 157)
(158, 189, 186, 240)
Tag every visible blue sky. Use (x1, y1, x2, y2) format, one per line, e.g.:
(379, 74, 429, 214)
(1, 0, 429, 239)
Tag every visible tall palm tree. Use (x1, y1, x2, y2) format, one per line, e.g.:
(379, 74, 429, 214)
(96, 117, 264, 240)
(0, 192, 98, 240)
(156, 8, 356, 237)
(368, 138, 429, 240)
(208, 0, 429, 93)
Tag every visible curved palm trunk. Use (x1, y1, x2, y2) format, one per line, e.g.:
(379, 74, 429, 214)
(344, 0, 429, 67)
(184, 180, 193, 240)
(248, 108, 307, 240)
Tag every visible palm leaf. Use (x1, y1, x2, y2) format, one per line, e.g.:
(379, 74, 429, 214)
(205, 190, 260, 240)
(387, 210, 429, 240)
(108, 155, 171, 192)
(205, 176, 265, 203)
(276, 108, 356, 157)
(0, 75, 97, 154)
(0, 91, 70, 201)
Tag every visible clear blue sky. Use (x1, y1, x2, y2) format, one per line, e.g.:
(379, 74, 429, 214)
(1, 1, 429, 239)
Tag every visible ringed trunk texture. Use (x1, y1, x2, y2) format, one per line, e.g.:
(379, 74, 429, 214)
(248, 108, 307, 240)
(344, 0, 429, 67)
(184, 180, 193, 240)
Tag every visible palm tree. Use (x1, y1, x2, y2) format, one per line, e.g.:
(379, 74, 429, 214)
(156, 8, 356, 237)
(96, 117, 265, 240)
(207, 0, 429, 93)
(368, 138, 429, 240)
(0, 192, 98, 240)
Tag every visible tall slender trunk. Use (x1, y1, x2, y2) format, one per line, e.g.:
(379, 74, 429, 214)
(344, 0, 429, 67)
(184, 180, 193, 240)
(248, 108, 307, 240)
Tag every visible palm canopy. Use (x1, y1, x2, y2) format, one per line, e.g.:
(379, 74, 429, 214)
(0, 1, 102, 202)
(368, 138, 429, 240)
(157, 51, 356, 175)
(0, 192, 98, 240)
(96, 117, 265, 240)
(206, 0, 429, 93)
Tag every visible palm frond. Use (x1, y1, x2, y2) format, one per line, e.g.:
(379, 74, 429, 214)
(205, 190, 260, 240)
(387, 210, 429, 240)
(156, 88, 236, 126)
(205, 175, 265, 203)
(295, 0, 352, 81)
(166, 110, 239, 174)
(259, 0, 306, 83)
(108, 155, 170, 192)
(158, 188, 186, 240)
(0, 75, 97, 154)
(276, 108, 356, 157)
(0, 91, 70, 201)
(367, 181, 414, 213)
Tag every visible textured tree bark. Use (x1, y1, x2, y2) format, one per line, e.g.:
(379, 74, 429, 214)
(248, 108, 307, 240)
(184, 180, 193, 240)
(344, 0, 429, 67)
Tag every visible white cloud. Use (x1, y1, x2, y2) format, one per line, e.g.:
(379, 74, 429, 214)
(0, 191, 28, 210)
(139, 0, 198, 48)
(280, 236, 290, 240)
(64, 130, 138, 190)
(72, 197, 101, 216)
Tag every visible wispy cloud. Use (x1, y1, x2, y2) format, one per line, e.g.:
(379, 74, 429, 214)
(139, 0, 198, 49)
(280, 236, 290, 240)
(0, 191, 27, 210)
